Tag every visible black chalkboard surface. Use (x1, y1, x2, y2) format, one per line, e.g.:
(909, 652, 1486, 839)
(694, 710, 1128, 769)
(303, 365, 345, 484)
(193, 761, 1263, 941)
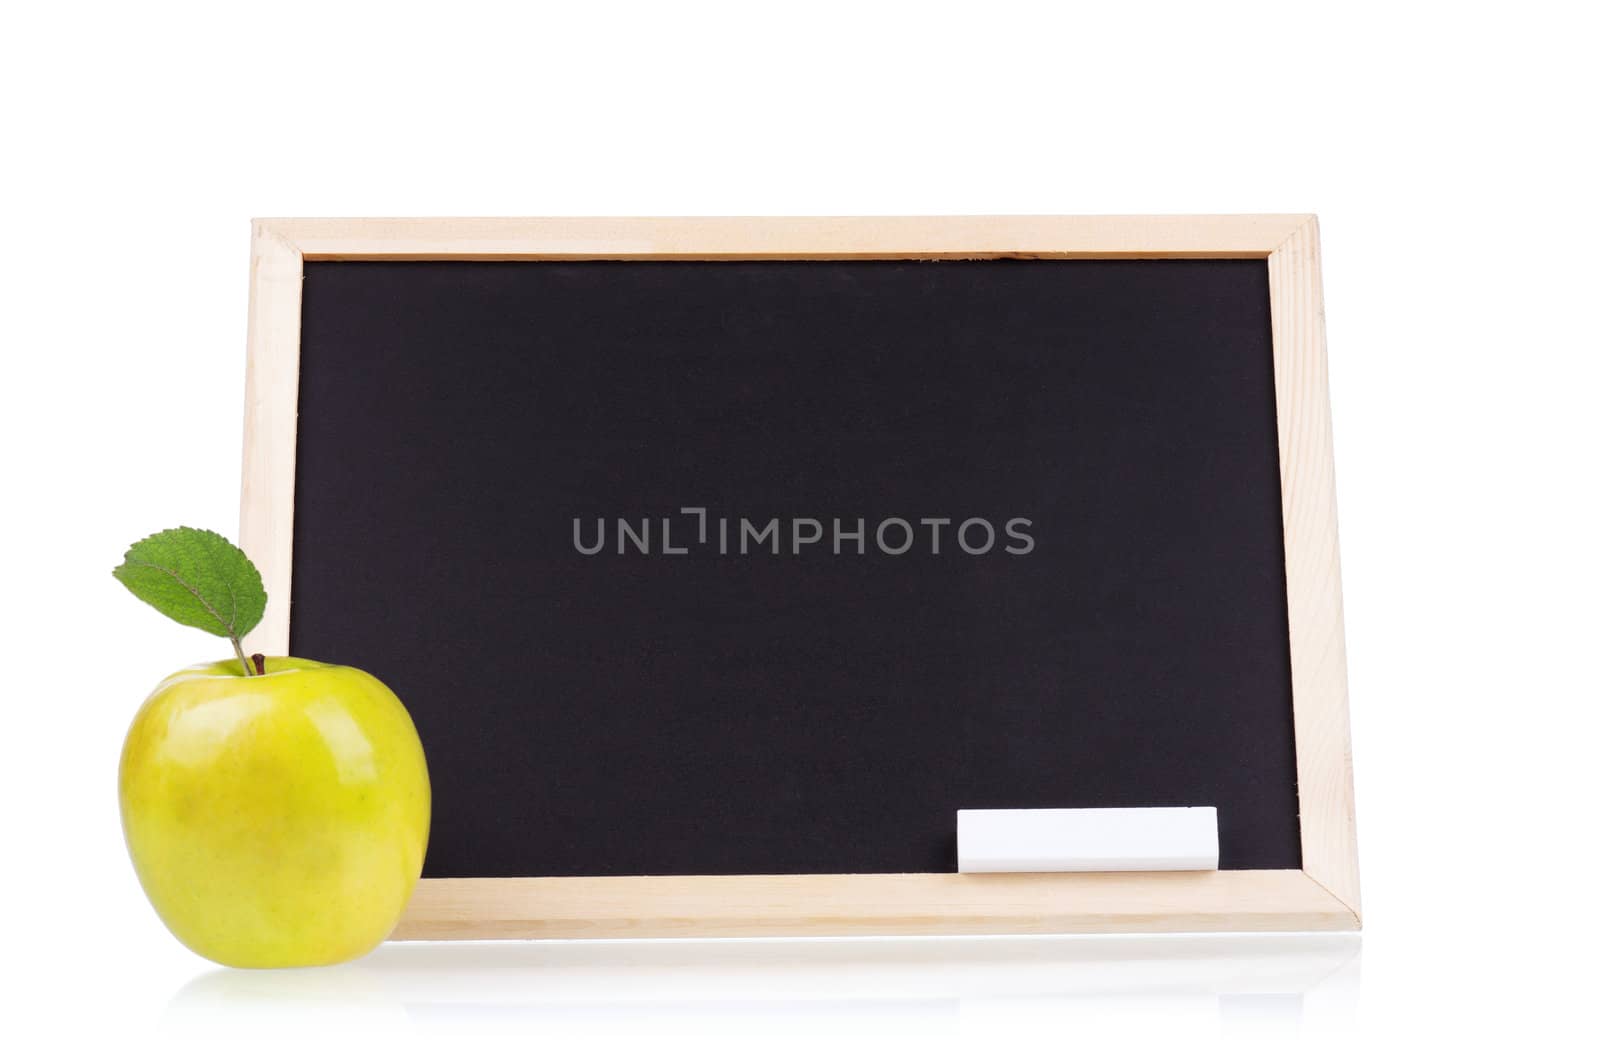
(291, 259, 1299, 879)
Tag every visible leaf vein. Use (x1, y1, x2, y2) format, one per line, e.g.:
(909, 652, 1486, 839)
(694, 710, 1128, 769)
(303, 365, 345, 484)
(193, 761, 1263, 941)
(125, 557, 236, 638)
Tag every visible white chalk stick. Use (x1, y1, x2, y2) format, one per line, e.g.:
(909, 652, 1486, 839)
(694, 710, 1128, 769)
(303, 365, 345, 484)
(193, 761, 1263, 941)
(957, 807, 1219, 873)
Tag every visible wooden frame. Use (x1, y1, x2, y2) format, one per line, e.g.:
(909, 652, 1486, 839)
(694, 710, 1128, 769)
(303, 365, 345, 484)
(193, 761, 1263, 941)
(241, 216, 1359, 938)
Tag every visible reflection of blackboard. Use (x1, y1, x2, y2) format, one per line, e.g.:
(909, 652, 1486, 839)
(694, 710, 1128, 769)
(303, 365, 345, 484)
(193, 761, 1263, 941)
(242, 217, 1358, 936)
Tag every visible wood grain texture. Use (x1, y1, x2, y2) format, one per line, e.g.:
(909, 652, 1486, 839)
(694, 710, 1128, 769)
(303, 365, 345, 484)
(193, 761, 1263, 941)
(258, 214, 1309, 261)
(397, 870, 1357, 940)
(1267, 218, 1361, 921)
(238, 215, 1359, 937)
(239, 222, 303, 656)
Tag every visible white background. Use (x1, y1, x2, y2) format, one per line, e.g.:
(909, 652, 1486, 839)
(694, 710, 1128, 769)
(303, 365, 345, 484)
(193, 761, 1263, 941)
(4, 2, 1596, 1059)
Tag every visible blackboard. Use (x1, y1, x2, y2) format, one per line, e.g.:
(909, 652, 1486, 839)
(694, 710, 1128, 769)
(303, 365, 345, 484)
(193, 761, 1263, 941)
(289, 257, 1301, 879)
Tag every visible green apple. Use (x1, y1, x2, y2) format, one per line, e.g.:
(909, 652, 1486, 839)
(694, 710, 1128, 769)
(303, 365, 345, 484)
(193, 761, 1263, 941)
(120, 657, 430, 968)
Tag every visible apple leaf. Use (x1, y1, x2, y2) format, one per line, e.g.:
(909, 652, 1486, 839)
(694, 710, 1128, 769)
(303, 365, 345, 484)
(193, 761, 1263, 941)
(113, 527, 267, 644)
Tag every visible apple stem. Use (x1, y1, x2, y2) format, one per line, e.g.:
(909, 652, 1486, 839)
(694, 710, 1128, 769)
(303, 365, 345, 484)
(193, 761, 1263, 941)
(229, 636, 252, 677)
(252, 652, 266, 676)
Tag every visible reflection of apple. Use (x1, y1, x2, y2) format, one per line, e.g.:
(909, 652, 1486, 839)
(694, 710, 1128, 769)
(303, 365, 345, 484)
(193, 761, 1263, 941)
(120, 657, 430, 968)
